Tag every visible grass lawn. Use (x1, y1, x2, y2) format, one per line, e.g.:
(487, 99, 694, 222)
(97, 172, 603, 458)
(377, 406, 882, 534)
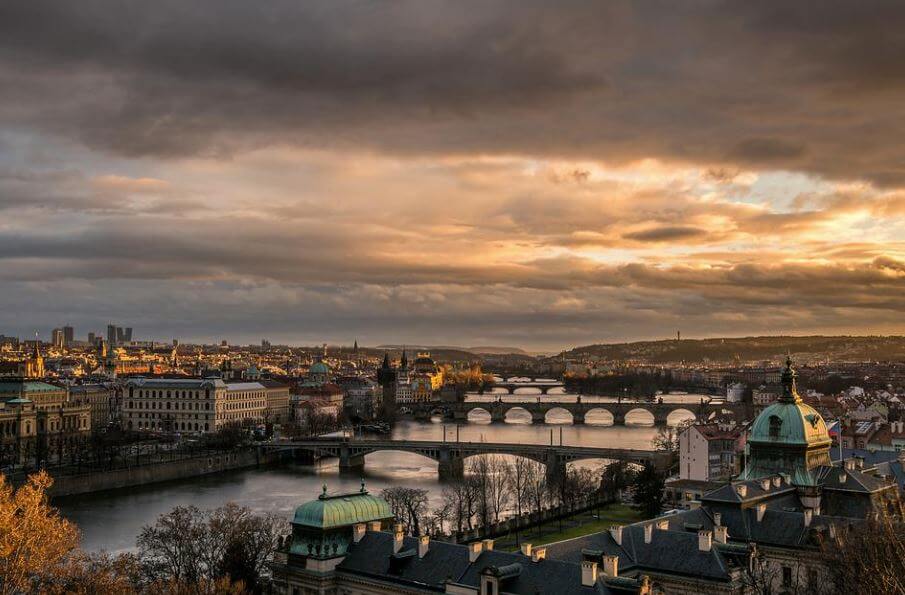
(496, 503, 644, 551)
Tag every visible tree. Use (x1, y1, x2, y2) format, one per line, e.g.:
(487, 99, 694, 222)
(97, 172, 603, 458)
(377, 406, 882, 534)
(137, 503, 280, 591)
(381, 487, 429, 536)
(632, 462, 665, 519)
(510, 457, 542, 545)
(522, 459, 548, 536)
(441, 480, 478, 533)
(484, 456, 512, 525)
(0, 471, 80, 594)
(600, 460, 631, 502)
(818, 514, 905, 594)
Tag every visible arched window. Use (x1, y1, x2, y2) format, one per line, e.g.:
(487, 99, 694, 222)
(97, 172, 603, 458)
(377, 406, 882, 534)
(769, 415, 782, 439)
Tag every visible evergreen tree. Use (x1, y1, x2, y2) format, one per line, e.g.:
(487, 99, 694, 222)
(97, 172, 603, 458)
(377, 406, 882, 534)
(632, 462, 665, 519)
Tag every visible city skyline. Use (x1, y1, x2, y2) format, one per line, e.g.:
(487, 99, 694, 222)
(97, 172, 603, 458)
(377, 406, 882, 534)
(2, 2, 905, 350)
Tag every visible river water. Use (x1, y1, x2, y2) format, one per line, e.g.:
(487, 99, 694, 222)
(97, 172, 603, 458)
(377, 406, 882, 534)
(59, 392, 705, 553)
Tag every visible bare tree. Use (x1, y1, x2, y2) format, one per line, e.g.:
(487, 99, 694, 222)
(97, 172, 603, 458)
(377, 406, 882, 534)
(521, 459, 548, 536)
(468, 457, 492, 529)
(136, 503, 280, 590)
(485, 455, 512, 524)
(381, 487, 430, 536)
(511, 457, 544, 546)
(441, 480, 478, 533)
(817, 514, 905, 594)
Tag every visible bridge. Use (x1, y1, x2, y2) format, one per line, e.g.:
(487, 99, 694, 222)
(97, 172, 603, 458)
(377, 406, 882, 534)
(265, 438, 671, 481)
(485, 381, 565, 395)
(413, 399, 748, 426)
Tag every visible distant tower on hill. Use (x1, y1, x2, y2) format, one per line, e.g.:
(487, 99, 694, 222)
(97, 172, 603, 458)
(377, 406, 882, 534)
(677, 330, 681, 341)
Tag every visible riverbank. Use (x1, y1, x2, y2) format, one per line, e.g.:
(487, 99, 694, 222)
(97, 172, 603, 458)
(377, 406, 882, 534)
(46, 447, 278, 499)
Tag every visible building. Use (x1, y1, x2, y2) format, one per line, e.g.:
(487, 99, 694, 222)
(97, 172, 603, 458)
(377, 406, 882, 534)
(123, 378, 267, 434)
(68, 383, 114, 430)
(336, 376, 379, 420)
(261, 379, 291, 424)
(270, 484, 651, 595)
(545, 359, 902, 594)
(752, 384, 781, 407)
(678, 423, 743, 483)
(51, 328, 64, 350)
(62, 325, 74, 347)
(0, 379, 91, 466)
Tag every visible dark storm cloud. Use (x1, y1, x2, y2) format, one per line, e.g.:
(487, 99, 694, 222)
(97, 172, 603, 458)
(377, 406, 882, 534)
(1, 1, 905, 183)
(622, 226, 708, 242)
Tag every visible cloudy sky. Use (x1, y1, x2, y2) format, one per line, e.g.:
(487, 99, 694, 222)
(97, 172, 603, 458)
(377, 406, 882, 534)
(2, 1, 904, 350)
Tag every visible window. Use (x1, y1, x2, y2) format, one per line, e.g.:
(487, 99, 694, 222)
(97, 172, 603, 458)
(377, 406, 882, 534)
(769, 415, 782, 439)
(782, 566, 792, 587)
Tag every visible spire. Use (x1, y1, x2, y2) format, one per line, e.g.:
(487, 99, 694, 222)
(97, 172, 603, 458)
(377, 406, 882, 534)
(382, 352, 391, 369)
(780, 356, 801, 403)
(401, 347, 408, 369)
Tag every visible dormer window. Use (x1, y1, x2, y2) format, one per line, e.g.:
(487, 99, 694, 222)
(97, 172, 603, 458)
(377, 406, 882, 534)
(769, 415, 782, 439)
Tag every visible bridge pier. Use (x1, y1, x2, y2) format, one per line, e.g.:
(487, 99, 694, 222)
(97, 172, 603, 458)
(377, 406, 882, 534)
(572, 411, 585, 425)
(339, 446, 365, 472)
(545, 452, 565, 485)
(532, 410, 546, 424)
(612, 412, 626, 426)
(490, 408, 506, 423)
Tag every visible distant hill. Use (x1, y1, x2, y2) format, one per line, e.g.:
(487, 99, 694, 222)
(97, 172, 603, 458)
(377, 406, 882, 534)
(564, 335, 905, 364)
(376, 344, 528, 356)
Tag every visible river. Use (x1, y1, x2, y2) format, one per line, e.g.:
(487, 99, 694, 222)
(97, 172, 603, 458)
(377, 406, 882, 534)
(59, 394, 704, 553)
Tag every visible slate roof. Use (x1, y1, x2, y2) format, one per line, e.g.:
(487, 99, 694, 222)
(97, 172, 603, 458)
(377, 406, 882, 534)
(543, 510, 740, 583)
(338, 532, 635, 594)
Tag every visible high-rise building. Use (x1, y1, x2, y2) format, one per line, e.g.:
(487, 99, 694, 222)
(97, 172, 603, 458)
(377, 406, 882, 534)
(87, 332, 96, 345)
(51, 328, 64, 349)
(62, 325, 74, 346)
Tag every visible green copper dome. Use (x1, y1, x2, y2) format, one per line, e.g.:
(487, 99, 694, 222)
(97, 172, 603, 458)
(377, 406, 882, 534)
(742, 358, 832, 486)
(308, 361, 330, 376)
(292, 484, 392, 530)
(748, 400, 830, 447)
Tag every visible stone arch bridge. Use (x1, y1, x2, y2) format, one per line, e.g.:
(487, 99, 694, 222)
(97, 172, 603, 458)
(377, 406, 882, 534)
(486, 381, 565, 395)
(265, 438, 671, 482)
(414, 399, 747, 426)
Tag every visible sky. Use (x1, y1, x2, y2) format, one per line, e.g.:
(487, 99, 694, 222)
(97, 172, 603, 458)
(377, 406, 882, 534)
(1, 1, 905, 350)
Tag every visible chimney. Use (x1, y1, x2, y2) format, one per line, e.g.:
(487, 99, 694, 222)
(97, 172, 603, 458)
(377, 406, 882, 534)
(756, 503, 766, 522)
(481, 539, 494, 552)
(367, 520, 382, 532)
(803, 509, 813, 527)
(736, 485, 747, 498)
(610, 525, 623, 546)
(772, 476, 782, 488)
(657, 519, 669, 531)
(531, 547, 547, 563)
(581, 561, 599, 587)
(393, 524, 405, 553)
(520, 543, 533, 557)
(644, 524, 653, 544)
(353, 523, 366, 543)
(760, 479, 770, 491)
(418, 534, 430, 558)
(698, 530, 712, 552)
(602, 554, 618, 577)
(713, 512, 722, 527)
(839, 471, 847, 484)
(714, 525, 728, 544)
(468, 541, 482, 563)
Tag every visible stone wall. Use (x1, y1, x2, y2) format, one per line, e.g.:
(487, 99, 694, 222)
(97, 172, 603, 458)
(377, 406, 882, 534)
(47, 447, 276, 498)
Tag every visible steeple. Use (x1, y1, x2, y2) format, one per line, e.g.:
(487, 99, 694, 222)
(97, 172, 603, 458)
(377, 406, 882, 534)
(779, 356, 801, 403)
(382, 352, 391, 369)
(400, 347, 408, 370)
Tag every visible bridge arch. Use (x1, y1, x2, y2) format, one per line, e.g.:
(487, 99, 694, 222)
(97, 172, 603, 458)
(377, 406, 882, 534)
(544, 407, 574, 424)
(512, 386, 542, 395)
(466, 407, 492, 423)
(624, 407, 655, 426)
(504, 406, 532, 424)
(584, 408, 615, 426)
(666, 408, 697, 426)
